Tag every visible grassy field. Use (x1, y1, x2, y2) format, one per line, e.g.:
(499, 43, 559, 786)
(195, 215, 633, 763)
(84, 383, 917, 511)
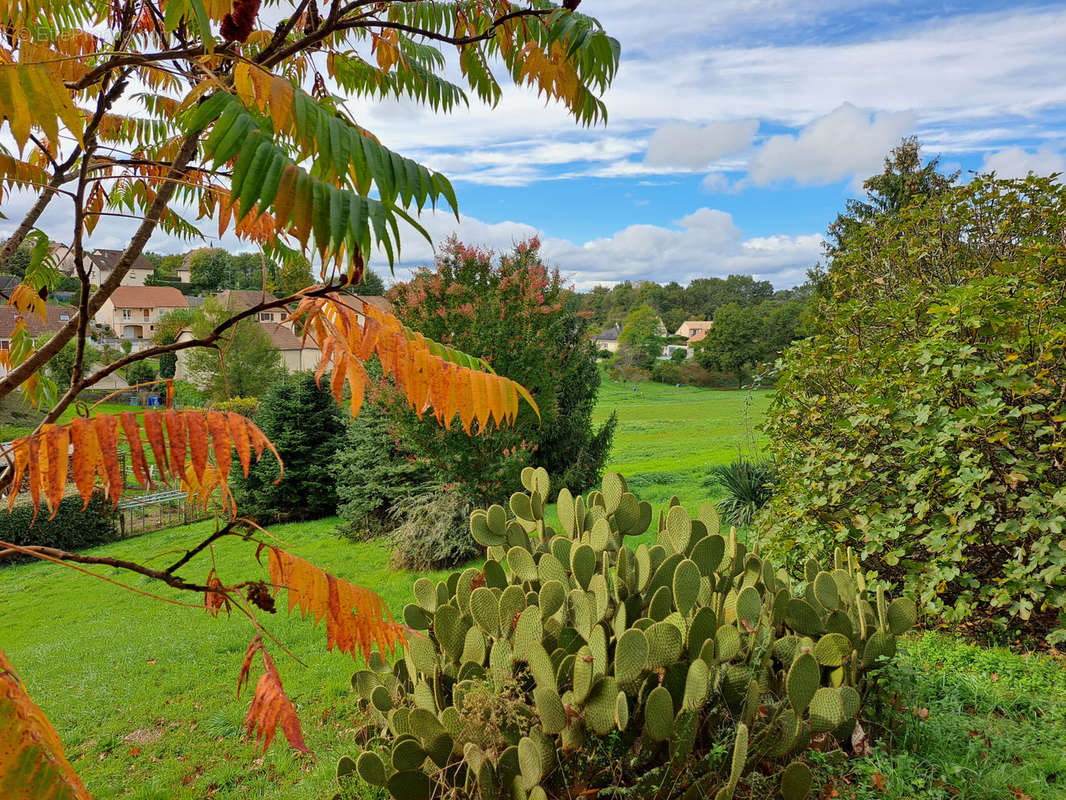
(1, 379, 1063, 799)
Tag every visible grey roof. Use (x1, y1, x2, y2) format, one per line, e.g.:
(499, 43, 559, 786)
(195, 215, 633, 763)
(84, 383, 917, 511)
(595, 325, 622, 341)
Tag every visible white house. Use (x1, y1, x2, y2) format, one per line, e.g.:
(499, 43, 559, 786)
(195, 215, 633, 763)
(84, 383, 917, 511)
(94, 285, 189, 351)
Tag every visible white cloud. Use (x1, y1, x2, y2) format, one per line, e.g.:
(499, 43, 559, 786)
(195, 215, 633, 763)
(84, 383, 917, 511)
(980, 146, 1066, 178)
(387, 206, 821, 290)
(644, 120, 757, 168)
(747, 103, 914, 186)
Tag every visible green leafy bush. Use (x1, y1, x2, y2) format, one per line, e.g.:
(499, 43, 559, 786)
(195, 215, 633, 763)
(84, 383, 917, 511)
(708, 458, 776, 527)
(0, 491, 118, 559)
(210, 396, 259, 417)
(763, 174, 1066, 642)
(388, 487, 477, 571)
(342, 469, 915, 800)
(650, 361, 681, 385)
(231, 372, 346, 522)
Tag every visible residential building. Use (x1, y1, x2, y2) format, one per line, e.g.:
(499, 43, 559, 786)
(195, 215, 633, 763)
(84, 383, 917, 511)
(173, 290, 395, 383)
(88, 249, 155, 286)
(0, 304, 74, 377)
(594, 324, 622, 353)
(94, 285, 189, 351)
(50, 245, 155, 286)
(674, 320, 713, 341)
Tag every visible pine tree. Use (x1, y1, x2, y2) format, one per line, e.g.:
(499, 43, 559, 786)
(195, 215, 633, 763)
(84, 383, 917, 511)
(232, 371, 347, 522)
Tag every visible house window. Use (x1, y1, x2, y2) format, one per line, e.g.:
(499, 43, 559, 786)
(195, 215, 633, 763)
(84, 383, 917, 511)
(259, 313, 274, 322)
(60, 314, 70, 321)
(122, 309, 132, 320)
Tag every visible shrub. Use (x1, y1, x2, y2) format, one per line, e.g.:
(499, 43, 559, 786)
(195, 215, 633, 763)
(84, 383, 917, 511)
(343, 469, 916, 800)
(211, 396, 259, 417)
(388, 487, 477, 571)
(608, 364, 650, 383)
(650, 361, 681, 384)
(678, 361, 738, 389)
(708, 458, 776, 527)
(670, 348, 687, 363)
(231, 372, 346, 522)
(170, 380, 206, 408)
(0, 491, 118, 559)
(763, 174, 1066, 643)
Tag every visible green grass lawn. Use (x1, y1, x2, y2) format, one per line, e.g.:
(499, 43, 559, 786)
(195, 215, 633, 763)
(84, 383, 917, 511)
(1, 379, 1064, 799)
(0, 401, 141, 441)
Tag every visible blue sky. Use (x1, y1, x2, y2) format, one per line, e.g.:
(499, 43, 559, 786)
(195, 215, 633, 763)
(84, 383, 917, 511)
(5, 1, 1065, 290)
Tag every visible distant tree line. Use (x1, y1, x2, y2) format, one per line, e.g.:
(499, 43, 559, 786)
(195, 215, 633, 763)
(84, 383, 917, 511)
(142, 248, 386, 296)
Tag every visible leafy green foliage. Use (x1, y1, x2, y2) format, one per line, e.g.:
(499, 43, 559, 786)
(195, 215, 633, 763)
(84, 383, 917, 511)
(386, 237, 614, 499)
(708, 458, 776, 527)
(617, 304, 665, 368)
(763, 174, 1066, 643)
(826, 137, 957, 258)
(232, 372, 346, 523)
(40, 335, 100, 393)
(0, 491, 118, 557)
(694, 303, 767, 388)
(188, 248, 233, 293)
(185, 297, 285, 402)
(343, 468, 914, 800)
(124, 359, 157, 388)
(387, 487, 477, 571)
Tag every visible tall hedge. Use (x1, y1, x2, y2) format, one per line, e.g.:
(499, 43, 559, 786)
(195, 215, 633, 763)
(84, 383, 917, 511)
(762, 174, 1066, 642)
(0, 491, 119, 557)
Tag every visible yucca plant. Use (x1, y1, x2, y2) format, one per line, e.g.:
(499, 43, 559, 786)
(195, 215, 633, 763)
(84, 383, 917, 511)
(708, 458, 776, 527)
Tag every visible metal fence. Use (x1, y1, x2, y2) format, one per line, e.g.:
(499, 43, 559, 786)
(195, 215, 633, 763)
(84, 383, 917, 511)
(116, 488, 211, 538)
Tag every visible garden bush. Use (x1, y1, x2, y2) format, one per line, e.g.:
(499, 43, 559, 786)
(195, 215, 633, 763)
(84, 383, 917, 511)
(762, 174, 1066, 642)
(231, 372, 346, 522)
(650, 361, 681, 385)
(341, 469, 915, 799)
(388, 487, 478, 571)
(210, 396, 259, 417)
(0, 491, 118, 559)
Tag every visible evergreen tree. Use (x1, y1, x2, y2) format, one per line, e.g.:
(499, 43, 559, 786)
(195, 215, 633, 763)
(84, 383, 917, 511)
(232, 371, 346, 522)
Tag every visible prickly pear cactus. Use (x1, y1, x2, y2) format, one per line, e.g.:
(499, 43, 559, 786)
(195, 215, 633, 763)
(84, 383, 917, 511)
(340, 468, 917, 800)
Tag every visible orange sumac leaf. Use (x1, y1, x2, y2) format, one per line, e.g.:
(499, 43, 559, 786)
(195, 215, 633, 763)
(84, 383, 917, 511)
(204, 568, 231, 618)
(227, 412, 252, 477)
(286, 294, 539, 433)
(0, 648, 93, 799)
(164, 409, 187, 478)
(91, 415, 122, 506)
(119, 412, 150, 489)
(41, 425, 69, 518)
(142, 410, 169, 483)
(238, 637, 309, 754)
(4, 411, 280, 520)
(266, 547, 404, 662)
(205, 411, 232, 479)
(185, 412, 210, 481)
